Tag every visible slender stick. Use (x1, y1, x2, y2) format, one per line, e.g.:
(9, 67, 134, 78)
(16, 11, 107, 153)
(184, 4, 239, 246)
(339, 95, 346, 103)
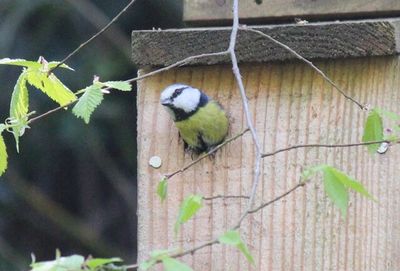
(240, 27, 366, 110)
(164, 128, 249, 179)
(49, 0, 137, 73)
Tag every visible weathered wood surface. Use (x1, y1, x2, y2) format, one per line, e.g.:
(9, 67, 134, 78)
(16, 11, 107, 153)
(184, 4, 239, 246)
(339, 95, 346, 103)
(131, 19, 400, 67)
(137, 56, 400, 270)
(184, 0, 400, 24)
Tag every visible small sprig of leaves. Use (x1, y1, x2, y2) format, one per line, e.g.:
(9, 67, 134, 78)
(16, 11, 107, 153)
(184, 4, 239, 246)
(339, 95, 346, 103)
(302, 165, 375, 218)
(0, 57, 132, 177)
(140, 250, 193, 271)
(30, 250, 123, 271)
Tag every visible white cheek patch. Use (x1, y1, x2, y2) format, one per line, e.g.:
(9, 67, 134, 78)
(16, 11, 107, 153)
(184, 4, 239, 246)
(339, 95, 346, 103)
(173, 89, 201, 113)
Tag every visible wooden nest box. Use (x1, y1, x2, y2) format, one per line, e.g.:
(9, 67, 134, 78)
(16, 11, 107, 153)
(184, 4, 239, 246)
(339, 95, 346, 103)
(132, 1, 400, 270)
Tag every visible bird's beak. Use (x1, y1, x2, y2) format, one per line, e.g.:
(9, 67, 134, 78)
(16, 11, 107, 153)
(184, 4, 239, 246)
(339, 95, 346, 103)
(161, 98, 172, 106)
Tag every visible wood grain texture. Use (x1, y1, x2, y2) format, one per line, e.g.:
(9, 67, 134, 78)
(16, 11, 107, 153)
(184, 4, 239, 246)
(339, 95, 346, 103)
(184, 0, 400, 23)
(137, 56, 400, 270)
(131, 19, 400, 67)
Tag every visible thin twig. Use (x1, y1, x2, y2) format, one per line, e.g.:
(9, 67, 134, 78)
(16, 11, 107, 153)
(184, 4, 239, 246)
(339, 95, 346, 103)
(124, 239, 219, 270)
(29, 51, 229, 124)
(203, 195, 250, 201)
(164, 128, 249, 179)
(239, 27, 366, 110)
(262, 140, 394, 158)
(249, 182, 306, 214)
(229, 0, 263, 230)
(49, 0, 137, 73)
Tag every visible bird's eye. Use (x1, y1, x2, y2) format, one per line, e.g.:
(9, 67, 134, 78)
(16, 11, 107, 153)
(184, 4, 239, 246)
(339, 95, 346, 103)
(172, 87, 186, 99)
(175, 88, 184, 95)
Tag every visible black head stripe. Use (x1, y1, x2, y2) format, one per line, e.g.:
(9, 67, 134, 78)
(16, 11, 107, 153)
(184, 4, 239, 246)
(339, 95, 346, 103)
(171, 87, 188, 100)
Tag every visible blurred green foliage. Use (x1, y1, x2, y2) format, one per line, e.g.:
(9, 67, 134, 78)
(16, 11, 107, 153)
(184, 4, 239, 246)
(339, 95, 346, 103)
(0, 0, 182, 269)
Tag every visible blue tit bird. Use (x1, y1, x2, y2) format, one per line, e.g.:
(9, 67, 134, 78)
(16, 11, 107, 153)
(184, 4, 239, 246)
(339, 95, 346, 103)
(160, 83, 229, 154)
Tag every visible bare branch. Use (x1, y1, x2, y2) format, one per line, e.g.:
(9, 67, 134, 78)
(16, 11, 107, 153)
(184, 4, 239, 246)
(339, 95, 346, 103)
(239, 27, 366, 110)
(262, 140, 395, 158)
(203, 195, 250, 201)
(164, 128, 249, 180)
(29, 51, 229, 124)
(249, 182, 306, 214)
(49, 0, 137, 73)
(228, 0, 263, 230)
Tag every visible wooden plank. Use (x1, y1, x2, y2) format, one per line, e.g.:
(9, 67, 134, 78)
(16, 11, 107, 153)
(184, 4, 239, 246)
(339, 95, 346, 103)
(131, 19, 400, 68)
(137, 56, 400, 270)
(184, 0, 400, 24)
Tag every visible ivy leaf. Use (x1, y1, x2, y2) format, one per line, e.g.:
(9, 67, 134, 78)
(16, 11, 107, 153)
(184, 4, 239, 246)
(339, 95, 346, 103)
(218, 230, 254, 265)
(157, 178, 168, 202)
(362, 110, 383, 153)
(162, 257, 193, 271)
(0, 134, 8, 176)
(9, 72, 29, 152)
(175, 194, 203, 234)
(30, 255, 84, 271)
(26, 70, 76, 106)
(72, 85, 104, 124)
(102, 81, 132, 91)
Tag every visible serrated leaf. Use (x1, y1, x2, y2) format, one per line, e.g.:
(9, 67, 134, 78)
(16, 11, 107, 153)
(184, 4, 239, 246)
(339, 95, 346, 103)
(102, 81, 131, 91)
(72, 85, 104, 124)
(139, 259, 157, 271)
(157, 178, 168, 202)
(362, 110, 384, 153)
(0, 58, 73, 71)
(140, 250, 169, 271)
(30, 255, 84, 271)
(26, 70, 76, 106)
(85, 257, 122, 269)
(322, 168, 349, 218)
(9, 72, 29, 152)
(0, 58, 42, 69)
(162, 257, 193, 271)
(218, 230, 254, 264)
(0, 135, 8, 176)
(323, 166, 376, 202)
(175, 194, 203, 234)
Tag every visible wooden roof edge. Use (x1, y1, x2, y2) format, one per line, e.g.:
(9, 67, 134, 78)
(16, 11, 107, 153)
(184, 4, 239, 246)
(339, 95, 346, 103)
(132, 18, 400, 68)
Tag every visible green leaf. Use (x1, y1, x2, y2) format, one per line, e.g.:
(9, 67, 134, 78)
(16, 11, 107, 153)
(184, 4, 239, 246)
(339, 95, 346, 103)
(0, 58, 42, 69)
(102, 81, 131, 91)
(175, 194, 203, 234)
(306, 165, 376, 218)
(218, 230, 254, 264)
(30, 255, 84, 271)
(322, 168, 349, 218)
(85, 257, 122, 269)
(139, 250, 169, 270)
(362, 110, 384, 153)
(374, 108, 400, 121)
(162, 257, 193, 271)
(0, 134, 8, 176)
(26, 70, 76, 106)
(0, 58, 73, 70)
(157, 178, 168, 202)
(9, 72, 29, 152)
(72, 85, 104, 124)
(324, 166, 376, 201)
(139, 259, 157, 271)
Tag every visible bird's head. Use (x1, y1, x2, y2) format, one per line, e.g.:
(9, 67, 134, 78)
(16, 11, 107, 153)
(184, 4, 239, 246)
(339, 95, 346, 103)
(160, 84, 208, 121)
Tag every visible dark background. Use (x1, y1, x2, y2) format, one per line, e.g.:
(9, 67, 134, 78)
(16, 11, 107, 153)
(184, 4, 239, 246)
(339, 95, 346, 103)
(0, 0, 182, 269)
